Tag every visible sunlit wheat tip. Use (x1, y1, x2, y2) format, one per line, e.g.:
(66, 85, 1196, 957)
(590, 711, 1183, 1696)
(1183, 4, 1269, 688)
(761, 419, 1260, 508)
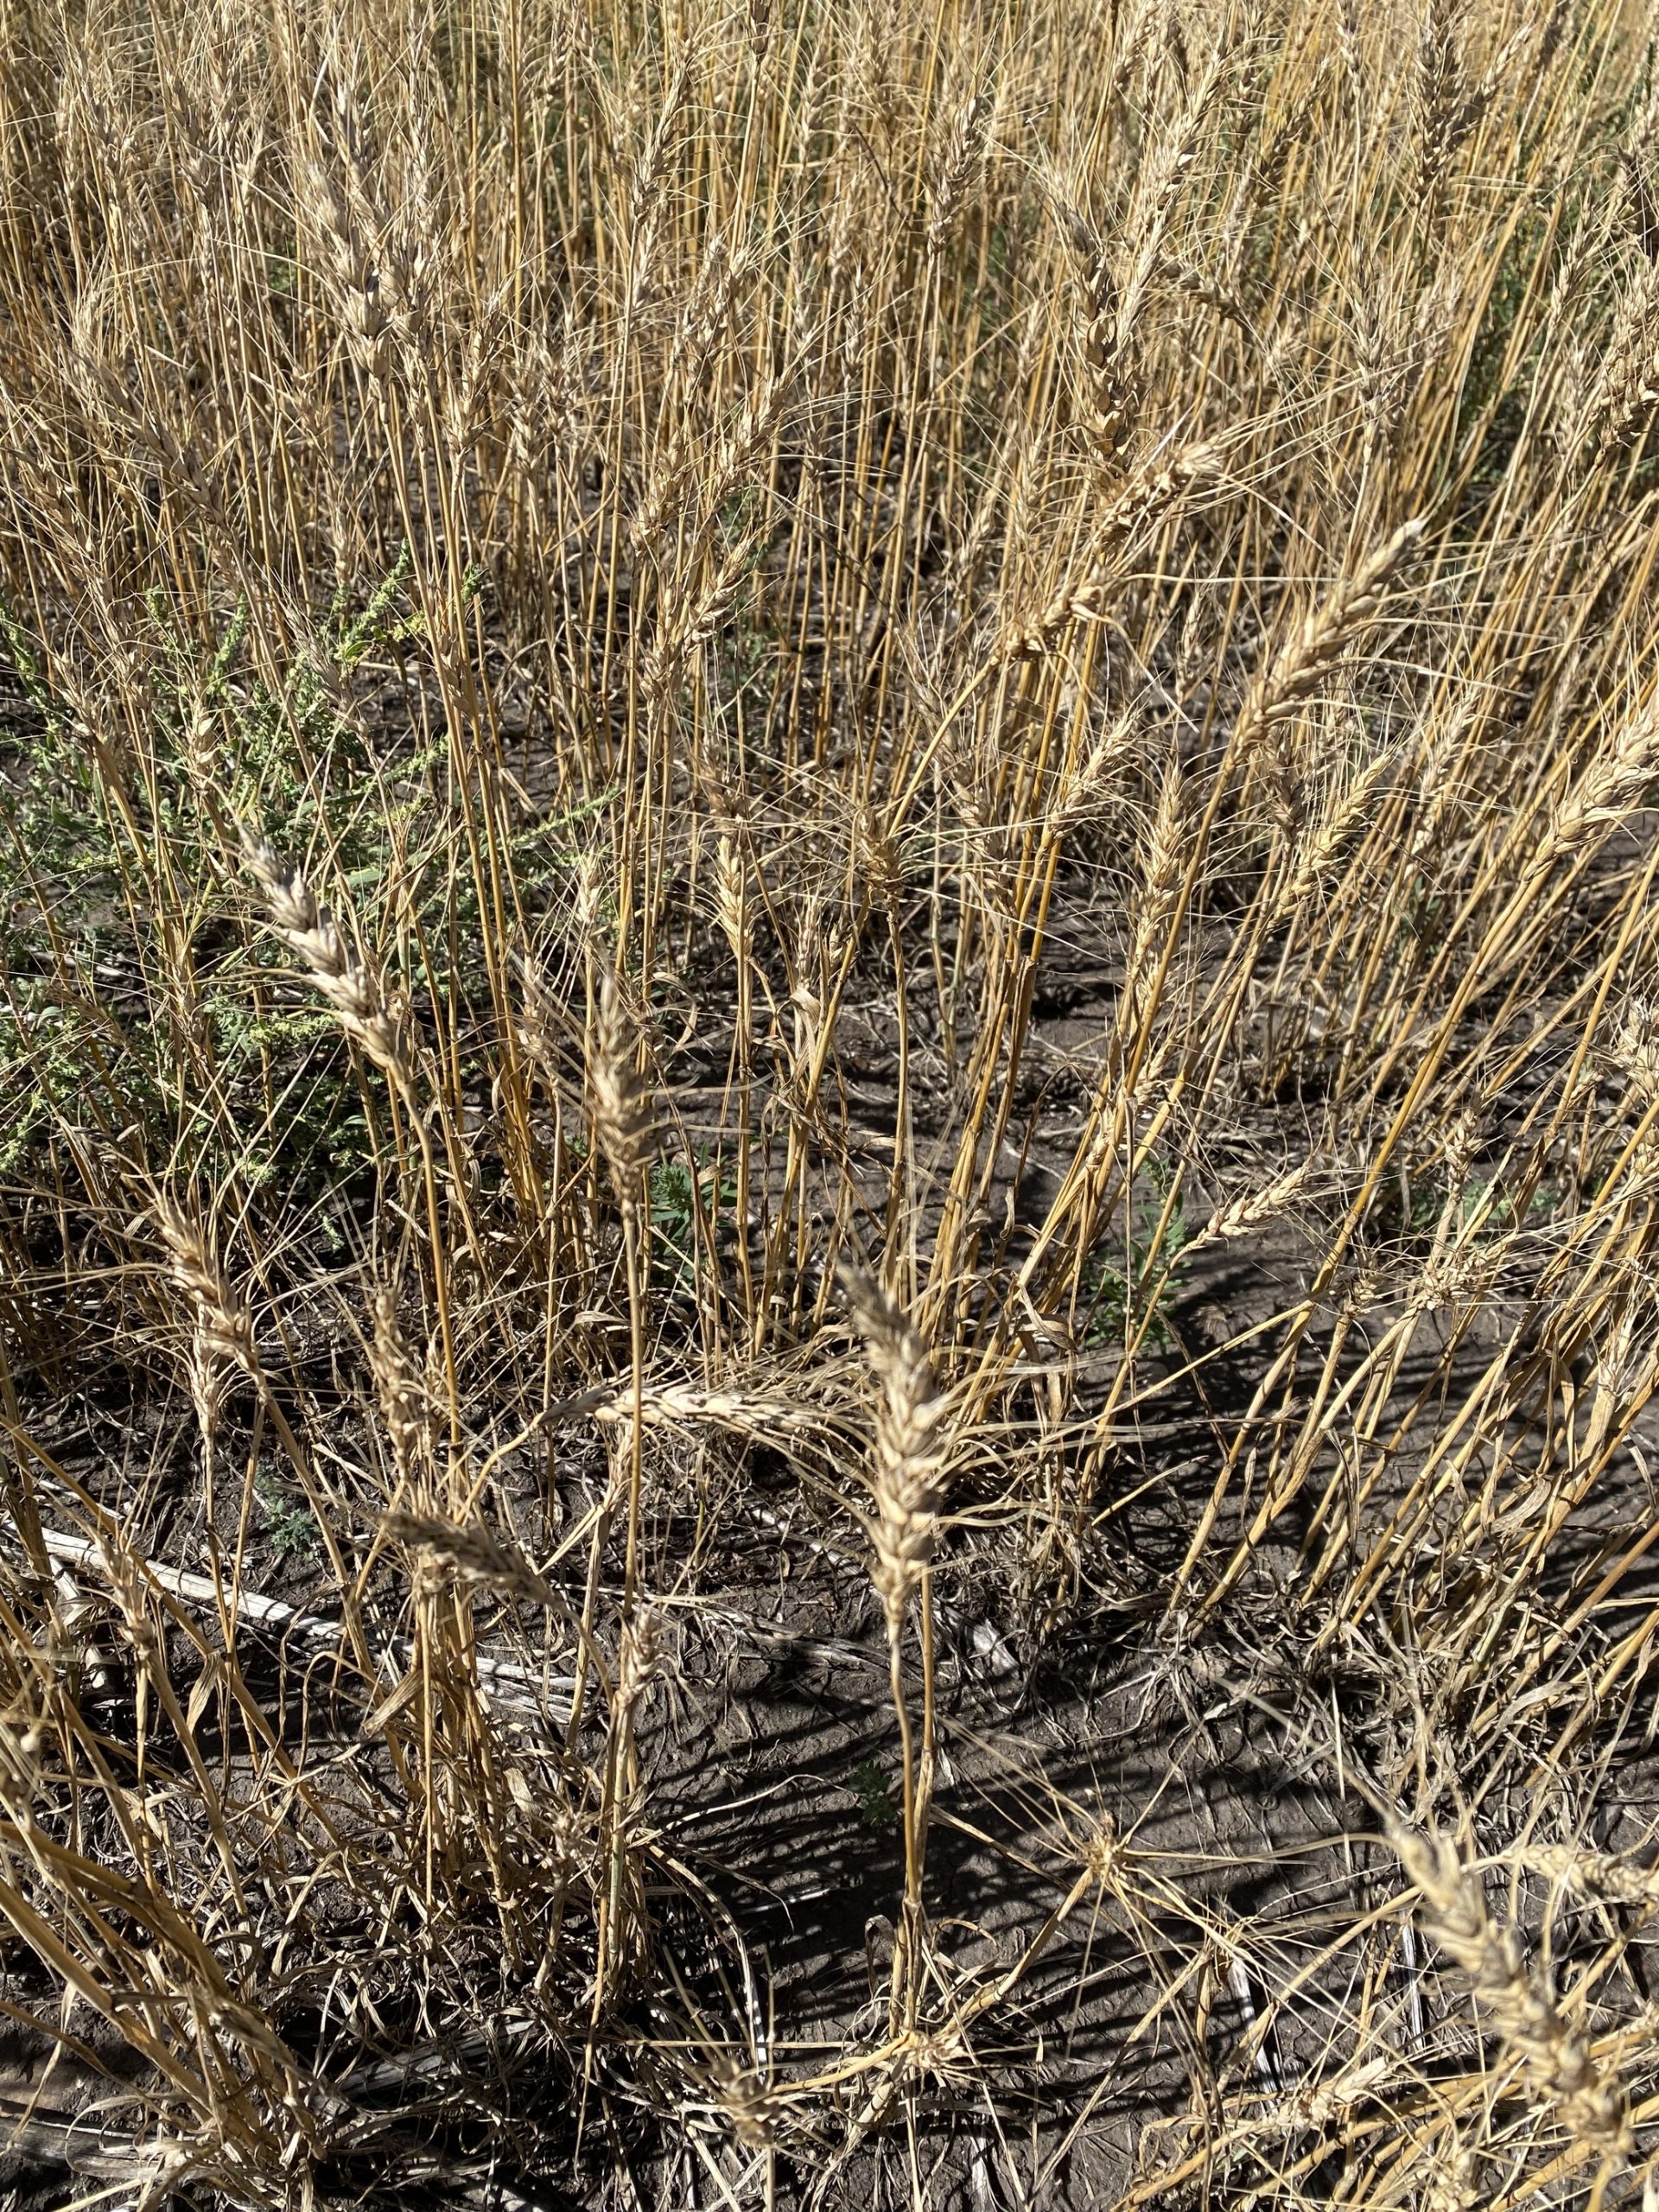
(588, 969, 658, 1186)
(1395, 1825, 1629, 2153)
(842, 1266, 951, 1637)
(154, 1197, 257, 1376)
(243, 833, 412, 1084)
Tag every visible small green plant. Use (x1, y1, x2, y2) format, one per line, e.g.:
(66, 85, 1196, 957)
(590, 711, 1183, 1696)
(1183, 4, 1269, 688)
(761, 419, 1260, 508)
(847, 1759, 899, 1832)
(648, 1153, 737, 1293)
(1402, 1173, 1555, 1252)
(1082, 1160, 1192, 1351)
(0, 566, 435, 1209)
(255, 1473, 321, 1566)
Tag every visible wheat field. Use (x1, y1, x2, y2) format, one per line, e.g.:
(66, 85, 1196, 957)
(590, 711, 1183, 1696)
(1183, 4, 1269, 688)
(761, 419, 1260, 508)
(2, 0, 1659, 2202)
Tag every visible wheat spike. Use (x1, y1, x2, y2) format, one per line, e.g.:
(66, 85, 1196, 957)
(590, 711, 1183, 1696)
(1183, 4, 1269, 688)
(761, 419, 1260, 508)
(382, 1508, 548, 1602)
(368, 1288, 435, 1481)
(925, 87, 989, 259)
(242, 834, 413, 1087)
(154, 1197, 257, 1376)
(842, 1267, 952, 1638)
(1395, 1826, 1629, 2154)
(1527, 1844, 1659, 1916)
(1540, 696, 1659, 865)
(1189, 1159, 1317, 1250)
(1236, 518, 1425, 752)
(588, 969, 658, 1188)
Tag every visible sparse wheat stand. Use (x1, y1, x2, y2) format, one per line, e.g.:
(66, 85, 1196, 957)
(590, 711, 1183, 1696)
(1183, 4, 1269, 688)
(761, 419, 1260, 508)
(0, 0, 1656, 2205)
